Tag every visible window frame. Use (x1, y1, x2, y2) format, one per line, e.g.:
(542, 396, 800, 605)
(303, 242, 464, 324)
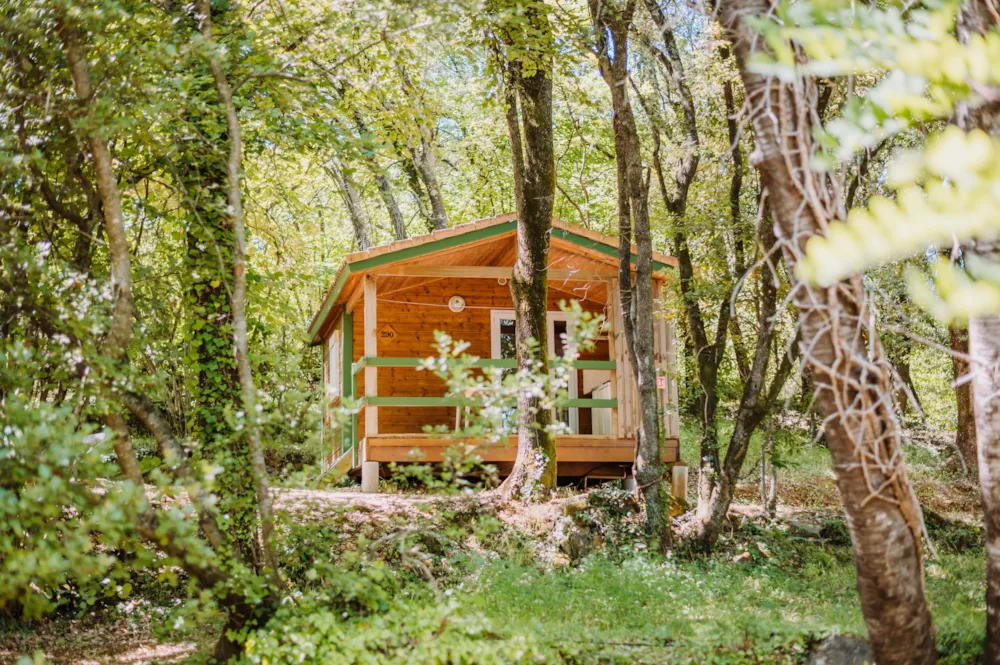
(327, 321, 341, 400)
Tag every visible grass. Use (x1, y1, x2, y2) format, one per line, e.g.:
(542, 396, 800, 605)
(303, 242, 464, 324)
(460, 528, 985, 664)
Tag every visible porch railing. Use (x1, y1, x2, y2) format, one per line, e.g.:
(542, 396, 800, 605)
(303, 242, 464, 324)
(330, 356, 619, 466)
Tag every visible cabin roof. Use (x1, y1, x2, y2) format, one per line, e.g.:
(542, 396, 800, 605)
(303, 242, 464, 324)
(306, 213, 677, 345)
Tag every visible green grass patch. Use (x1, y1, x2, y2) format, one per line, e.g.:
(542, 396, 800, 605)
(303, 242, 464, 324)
(459, 529, 985, 664)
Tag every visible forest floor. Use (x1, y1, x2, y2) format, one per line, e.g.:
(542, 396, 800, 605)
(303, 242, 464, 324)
(0, 423, 986, 665)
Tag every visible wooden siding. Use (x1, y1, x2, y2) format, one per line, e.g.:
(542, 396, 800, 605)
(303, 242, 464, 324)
(349, 277, 607, 438)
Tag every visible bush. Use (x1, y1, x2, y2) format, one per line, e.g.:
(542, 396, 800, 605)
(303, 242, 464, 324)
(242, 598, 542, 665)
(0, 349, 151, 618)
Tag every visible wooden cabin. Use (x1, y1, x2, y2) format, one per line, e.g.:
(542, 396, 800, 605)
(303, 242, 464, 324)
(307, 213, 682, 491)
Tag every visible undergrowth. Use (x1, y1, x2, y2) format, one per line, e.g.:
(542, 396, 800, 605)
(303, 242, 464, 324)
(235, 496, 985, 665)
(2, 482, 985, 665)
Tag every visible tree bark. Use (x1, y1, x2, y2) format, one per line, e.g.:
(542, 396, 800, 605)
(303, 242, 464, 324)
(394, 62, 449, 231)
(950, 326, 977, 471)
(718, 1, 938, 662)
(589, 0, 670, 551)
(374, 171, 407, 241)
(494, 2, 558, 500)
(954, 3, 1000, 659)
(57, 17, 142, 487)
(970, 317, 1000, 664)
(59, 15, 274, 661)
(197, 0, 281, 587)
(325, 162, 372, 251)
(889, 351, 922, 418)
(642, 29, 794, 549)
(411, 138, 448, 231)
(170, 1, 258, 563)
(351, 109, 407, 240)
(691, 206, 796, 549)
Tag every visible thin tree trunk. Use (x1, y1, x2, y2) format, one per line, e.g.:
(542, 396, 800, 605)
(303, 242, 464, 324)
(760, 417, 777, 516)
(351, 109, 407, 240)
(196, 0, 280, 587)
(412, 139, 448, 230)
(692, 215, 797, 548)
(889, 349, 923, 418)
(400, 155, 433, 226)
(589, 0, 670, 551)
(970, 317, 1000, 664)
(494, 4, 557, 500)
(325, 162, 372, 251)
(57, 17, 141, 486)
(393, 61, 449, 231)
(374, 171, 407, 241)
(950, 325, 977, 471)
(954, 4, 1000, 659)
(58, 16, 271, 662)
(719, 1, 938, 662)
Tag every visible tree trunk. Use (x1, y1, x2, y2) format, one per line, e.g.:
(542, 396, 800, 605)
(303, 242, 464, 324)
(57, 16, 142, 487)
(589, 0, 669, 551)
(950, 326, 977, 471)
(169, 2, 259, 565)
(890, 352, 923, 418)
(374, 171, 407, 241)
(326, 162, 372, 251)
(719, 1, 938, 662)
(640, 22, 794, 551)
(494, 3, 557, 500)
(197, 0, 281, 586)
(954, 4, 1000, 659)
(59, 13, 275, 661)
(760, 418, 777, 517)
(970, 316, 1000, 664)
(393, 62, 449, 231)
(412, 139, 448, 231)
(351, 109, 407, 241)
(692, 211, 796, 548)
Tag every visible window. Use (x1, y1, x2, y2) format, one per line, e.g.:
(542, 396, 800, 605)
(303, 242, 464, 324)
(490, 310, 580, 434)
(327, 326, 341, 400)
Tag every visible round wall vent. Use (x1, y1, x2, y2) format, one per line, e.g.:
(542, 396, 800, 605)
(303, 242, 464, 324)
(448, 295, 466, 313)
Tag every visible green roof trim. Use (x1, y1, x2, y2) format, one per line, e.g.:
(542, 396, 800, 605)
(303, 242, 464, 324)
(307, 218, 674, 345)
(551, 226, 675, 273)
(307, 220, 518, 344)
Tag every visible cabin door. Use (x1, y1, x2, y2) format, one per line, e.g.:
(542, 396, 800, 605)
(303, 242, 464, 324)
(490, 310, 579, 434)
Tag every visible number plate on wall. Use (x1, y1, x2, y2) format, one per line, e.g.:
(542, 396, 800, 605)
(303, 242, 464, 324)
(378, 324, 398, 341)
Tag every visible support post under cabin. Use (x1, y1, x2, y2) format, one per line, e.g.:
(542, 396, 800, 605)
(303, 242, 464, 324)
(362, 274, 379, 493)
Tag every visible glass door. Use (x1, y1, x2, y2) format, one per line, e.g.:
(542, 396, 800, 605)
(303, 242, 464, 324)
(548, 314, 579, 434)
(491, 310, 579, 434)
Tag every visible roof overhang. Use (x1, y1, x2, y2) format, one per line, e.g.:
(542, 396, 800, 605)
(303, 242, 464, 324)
(306, 214, 677, 345)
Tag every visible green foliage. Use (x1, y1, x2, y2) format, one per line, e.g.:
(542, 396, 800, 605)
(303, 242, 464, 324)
(465, 528, 984, 664)
(242, 597, 543, 665)
(756, 0, 1000, 321)
(0, 348, 148, 618)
